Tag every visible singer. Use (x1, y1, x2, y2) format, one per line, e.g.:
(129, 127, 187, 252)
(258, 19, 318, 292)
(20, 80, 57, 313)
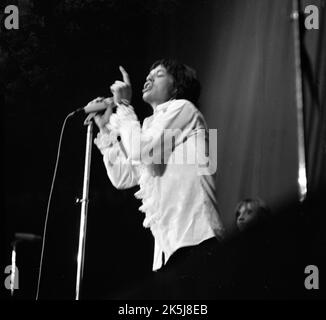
(93, 59, 224, 299)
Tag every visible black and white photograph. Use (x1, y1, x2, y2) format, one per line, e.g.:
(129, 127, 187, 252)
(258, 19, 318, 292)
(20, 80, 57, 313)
(1, 0, 325, 304)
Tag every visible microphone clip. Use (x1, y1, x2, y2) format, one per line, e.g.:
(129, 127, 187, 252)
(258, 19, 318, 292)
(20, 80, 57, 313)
(84, 112, 97, 126)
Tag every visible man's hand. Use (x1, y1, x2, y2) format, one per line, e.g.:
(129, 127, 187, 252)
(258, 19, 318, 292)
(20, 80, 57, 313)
(85, 97, 114, 132)
(110, 66, 132, 105)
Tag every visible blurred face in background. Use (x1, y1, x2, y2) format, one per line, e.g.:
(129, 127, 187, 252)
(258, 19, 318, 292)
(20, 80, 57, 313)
(236, 202, 260, 232)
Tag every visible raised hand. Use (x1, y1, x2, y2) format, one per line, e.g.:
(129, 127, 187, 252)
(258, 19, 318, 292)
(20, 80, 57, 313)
(110, 66, 132, 105)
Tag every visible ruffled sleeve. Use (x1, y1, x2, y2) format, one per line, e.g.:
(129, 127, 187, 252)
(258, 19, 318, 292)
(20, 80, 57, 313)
(94, 126, 139, 189)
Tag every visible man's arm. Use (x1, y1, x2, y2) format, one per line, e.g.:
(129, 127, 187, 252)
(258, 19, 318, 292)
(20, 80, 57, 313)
(94, 129, 139, 189)
(116, 100, 200, 164)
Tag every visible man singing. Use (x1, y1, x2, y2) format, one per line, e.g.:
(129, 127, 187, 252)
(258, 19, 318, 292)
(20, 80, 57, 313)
(92, 59, 224, 299)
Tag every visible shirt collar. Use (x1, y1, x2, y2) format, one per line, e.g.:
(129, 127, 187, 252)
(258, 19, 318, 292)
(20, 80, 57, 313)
(154, 99, 175, 114)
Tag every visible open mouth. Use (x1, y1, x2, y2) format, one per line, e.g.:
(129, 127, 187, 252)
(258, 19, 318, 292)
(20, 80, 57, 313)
(142, 82, 152, 93)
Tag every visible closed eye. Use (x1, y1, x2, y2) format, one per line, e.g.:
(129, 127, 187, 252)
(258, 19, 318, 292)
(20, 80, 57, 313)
(156, 69, 166, 77)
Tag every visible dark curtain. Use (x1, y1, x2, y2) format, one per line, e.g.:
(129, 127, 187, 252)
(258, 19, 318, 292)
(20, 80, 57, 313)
(196, 0, 325, 229)
(200, 0, 299, 228)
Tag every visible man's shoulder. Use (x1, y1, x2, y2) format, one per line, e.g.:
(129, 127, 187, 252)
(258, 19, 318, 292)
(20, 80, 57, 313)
(175, 99, 207, 122)
(169, 99, 201, 117)
(173, 99, 196, 108)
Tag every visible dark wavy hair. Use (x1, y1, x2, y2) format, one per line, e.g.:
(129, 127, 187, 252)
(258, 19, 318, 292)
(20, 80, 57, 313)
(150, 59, 201, 105)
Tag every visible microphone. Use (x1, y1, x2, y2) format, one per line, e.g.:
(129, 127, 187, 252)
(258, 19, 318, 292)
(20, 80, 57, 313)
(74, 97, 114, 114)
(14, 233, 42, 242)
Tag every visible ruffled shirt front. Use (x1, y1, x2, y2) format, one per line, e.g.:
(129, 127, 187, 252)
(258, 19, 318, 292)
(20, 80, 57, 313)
(134, 164, 159, 228)
(94, 99, 224, 271)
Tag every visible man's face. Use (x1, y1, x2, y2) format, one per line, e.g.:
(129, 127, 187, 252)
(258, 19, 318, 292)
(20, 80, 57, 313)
(142, 65, 175, 106)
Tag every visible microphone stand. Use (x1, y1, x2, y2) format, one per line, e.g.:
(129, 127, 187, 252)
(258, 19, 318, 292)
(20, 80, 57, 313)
(75, 113, 95, 300)
(291, 0, 308, 202)
(9, 234, 41, 298)
(10, 242, 17, 296)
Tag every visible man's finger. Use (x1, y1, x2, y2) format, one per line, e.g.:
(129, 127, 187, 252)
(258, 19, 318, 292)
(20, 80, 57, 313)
(94, 115, 101, 127)
(119, 66, 130, 85)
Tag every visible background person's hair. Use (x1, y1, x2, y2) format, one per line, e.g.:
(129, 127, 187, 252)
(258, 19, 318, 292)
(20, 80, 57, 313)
(235, 198, 271, 228)
(150, 58, 201, 105)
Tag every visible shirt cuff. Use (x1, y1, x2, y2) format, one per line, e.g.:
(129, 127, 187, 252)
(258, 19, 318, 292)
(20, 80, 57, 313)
(94, 130, 118, 155)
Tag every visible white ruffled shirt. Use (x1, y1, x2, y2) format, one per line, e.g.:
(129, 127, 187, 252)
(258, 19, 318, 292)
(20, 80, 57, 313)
(94, 99, 224, 271)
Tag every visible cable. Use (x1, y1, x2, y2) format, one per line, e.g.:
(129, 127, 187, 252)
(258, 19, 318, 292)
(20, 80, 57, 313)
(35, 110, 78, 300)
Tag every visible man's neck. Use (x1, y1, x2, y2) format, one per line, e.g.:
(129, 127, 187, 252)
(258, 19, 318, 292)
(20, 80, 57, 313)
(150, 99, 174, 112)
(150, 102, 159, 111)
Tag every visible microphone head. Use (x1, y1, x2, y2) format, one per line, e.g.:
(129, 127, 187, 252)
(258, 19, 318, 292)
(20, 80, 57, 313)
(14, 233, 42, 242)
(83, 97, 114, 114)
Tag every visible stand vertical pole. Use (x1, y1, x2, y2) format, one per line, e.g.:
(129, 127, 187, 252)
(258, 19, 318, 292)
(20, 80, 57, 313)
(10, 243, 17, 296)
(291, 0, 308, 202)
(76, 117, 94, 300)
